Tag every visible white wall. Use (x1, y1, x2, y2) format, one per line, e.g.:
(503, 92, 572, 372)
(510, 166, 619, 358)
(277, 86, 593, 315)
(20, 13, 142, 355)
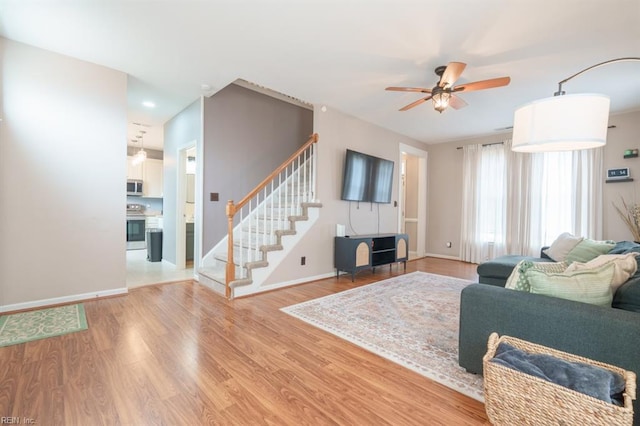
(264, 106, 426, 285)
(0, 38, 128, 310)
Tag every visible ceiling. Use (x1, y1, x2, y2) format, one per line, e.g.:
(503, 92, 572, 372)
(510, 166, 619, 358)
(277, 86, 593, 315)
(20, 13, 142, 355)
(1, 0, 639, 151)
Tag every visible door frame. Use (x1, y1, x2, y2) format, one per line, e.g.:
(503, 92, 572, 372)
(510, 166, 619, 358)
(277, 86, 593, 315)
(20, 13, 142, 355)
(176, 142, 198, 270)
(398, 143, 428, 258)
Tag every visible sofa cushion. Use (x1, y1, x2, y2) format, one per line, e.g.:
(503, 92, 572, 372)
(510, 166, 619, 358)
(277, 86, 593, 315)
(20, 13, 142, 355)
(565, 238, 616, 264)
(506, 260, 568, 292)
(542, 232, 583, 261)
(608, 240, 640, 255)
(565, 253, 638, 292)
(608, 241, 640, 280)
(613, 277, 640, 313)
(478, 255, 551, 279)
(527, 263, 615, 307)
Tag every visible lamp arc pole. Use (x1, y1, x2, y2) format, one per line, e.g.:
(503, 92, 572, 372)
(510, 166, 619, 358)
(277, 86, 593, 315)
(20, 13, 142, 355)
(554, 57, 640, 96)
(512, 57, 640, 153)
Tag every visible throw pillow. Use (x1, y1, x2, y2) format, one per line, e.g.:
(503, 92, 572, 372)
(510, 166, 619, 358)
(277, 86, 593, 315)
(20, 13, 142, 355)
(505, 260, 568, 292)
(564, 253, 639, 292)
(565, 238, 616, 264)
(526, 263, 615, 307)
(542, 232, 583, 262)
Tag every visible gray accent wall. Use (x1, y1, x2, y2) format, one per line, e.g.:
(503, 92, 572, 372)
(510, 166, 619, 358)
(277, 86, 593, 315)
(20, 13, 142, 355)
(202, 83, 313, 253)
(163, 99, 202, 264)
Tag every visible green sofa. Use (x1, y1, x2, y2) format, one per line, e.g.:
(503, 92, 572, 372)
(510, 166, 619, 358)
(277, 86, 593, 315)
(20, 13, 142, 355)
(459, 241, 640, 423)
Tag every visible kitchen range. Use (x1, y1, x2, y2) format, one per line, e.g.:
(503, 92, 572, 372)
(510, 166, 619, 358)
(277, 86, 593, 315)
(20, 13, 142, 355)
(126, 203, 146, 250)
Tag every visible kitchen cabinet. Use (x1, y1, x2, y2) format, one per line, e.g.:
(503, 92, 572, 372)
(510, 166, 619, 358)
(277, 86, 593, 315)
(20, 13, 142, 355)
(143, 159, 164, 198)
(126, 157, 163, 198)
(127, 157, 143, 180)
(186, 222, 194, 261)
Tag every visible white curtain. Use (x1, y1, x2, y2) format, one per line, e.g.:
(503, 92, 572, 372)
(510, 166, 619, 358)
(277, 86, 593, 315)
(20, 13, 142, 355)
(572, 147, 604, 240)
(461, 141, 603, 262)
(460, 145, 481, 262)
(460, 143, 507, 263)
(504, 139, 535, 255)
(527, 148, 604, 248)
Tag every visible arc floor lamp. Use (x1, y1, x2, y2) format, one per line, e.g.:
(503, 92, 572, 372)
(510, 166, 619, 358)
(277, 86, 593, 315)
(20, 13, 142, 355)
(512, 57, 640, 153)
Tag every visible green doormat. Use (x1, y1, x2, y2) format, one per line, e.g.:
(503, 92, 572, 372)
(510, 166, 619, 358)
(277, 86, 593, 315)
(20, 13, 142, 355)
(0, 303, 88, 347)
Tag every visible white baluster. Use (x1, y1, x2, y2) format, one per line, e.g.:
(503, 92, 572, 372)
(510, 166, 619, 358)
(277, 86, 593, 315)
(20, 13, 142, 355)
(311, 143, 316, 202)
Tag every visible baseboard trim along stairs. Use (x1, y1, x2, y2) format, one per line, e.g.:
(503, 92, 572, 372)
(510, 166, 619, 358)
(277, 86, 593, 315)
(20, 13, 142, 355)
(198, 201, 322, 298)
(198, 134, 320, 298)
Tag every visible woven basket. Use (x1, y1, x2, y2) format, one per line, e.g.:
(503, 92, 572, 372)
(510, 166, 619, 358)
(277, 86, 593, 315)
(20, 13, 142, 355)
(483, 333, 636, 426)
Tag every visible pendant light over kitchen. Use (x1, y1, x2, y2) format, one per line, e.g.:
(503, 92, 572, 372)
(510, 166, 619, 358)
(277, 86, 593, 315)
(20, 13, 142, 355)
(131, 131, 147, 165)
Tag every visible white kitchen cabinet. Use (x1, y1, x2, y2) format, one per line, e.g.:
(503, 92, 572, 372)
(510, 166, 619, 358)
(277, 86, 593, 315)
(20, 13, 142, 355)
(127, 157, 163, 198)
(143, 159, 164, 198)
(146, 216, 163, 229)
(127, 156, 143, 180)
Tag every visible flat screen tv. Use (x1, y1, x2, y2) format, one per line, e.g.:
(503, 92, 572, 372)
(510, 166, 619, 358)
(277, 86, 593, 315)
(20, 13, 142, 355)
(341, 149, 394, 203)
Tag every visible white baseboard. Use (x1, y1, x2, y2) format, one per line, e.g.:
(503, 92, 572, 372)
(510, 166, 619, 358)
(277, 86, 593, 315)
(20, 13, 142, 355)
(0, 287, 129, 313)
(424, 252, 462, 261)
(233, 271, 336, 298)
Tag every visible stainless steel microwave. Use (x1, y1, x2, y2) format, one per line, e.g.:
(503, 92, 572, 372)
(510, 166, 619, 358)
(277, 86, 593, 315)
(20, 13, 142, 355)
(127, 179, 143, 196)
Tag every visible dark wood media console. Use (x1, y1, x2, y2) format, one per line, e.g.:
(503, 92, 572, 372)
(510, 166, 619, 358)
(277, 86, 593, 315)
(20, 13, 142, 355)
(334, 233, 409, 281)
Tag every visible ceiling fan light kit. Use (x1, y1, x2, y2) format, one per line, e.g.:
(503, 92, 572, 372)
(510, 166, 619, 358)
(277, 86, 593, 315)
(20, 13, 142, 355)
(385, 62, 510, 114)
(432, 91, 451, 113)
(512, 57, 640, 153)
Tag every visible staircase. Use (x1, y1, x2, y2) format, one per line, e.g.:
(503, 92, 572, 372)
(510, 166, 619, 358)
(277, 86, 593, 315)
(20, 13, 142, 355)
(198, 134, 321, 298)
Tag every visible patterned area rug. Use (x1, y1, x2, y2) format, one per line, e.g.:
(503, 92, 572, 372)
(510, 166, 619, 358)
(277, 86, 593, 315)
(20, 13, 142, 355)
(281, 271, 484, 401)
(0, 304, 88, 347)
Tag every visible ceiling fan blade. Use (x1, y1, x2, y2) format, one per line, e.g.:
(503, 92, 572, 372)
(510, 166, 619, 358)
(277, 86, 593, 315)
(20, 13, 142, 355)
(449, 94, 468, 110)
(439, 62, 466, 88)
(453, 76, 511, 93)
(399, 95, 433, 111)
(386, 86, 432, 93)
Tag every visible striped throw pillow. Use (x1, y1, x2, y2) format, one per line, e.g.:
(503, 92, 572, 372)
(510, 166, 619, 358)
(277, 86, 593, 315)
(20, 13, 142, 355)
(526, 263, 615, 307)
(505, 260, 568, 292)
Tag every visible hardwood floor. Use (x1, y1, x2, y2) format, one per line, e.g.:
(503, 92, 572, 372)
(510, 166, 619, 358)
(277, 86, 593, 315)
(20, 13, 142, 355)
(0, 257, 487, 425)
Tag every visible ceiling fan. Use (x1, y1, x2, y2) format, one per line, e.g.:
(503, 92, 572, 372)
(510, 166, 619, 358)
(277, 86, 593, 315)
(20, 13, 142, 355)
(385, 62, 511, 113)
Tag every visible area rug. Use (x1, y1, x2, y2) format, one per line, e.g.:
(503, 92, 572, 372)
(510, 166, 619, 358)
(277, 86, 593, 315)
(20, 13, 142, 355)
(281, 271, 484, 401)
(0, 303, 88, 347)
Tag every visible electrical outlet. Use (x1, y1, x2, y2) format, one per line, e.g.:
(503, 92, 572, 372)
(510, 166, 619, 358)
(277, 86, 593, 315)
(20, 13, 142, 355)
(301, 256, 306, 265)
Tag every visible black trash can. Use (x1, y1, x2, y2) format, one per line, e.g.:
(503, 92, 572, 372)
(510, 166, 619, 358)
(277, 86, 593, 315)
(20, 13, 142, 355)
(146, 228, 163, 262)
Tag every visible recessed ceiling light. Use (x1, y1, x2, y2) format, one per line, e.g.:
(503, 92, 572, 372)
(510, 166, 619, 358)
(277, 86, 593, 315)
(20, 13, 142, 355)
(142, 101, 156, 108)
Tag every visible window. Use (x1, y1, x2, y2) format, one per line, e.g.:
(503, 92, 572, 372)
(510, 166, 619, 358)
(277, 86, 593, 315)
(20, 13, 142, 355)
(461, 141, 603, 262)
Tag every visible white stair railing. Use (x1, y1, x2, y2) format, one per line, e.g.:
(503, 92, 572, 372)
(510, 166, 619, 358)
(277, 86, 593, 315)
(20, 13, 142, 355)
(224, 134, 318, 298)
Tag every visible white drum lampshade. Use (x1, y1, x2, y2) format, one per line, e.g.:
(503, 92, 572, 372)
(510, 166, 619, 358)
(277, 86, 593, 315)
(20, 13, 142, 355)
(512, 93, 610, 152)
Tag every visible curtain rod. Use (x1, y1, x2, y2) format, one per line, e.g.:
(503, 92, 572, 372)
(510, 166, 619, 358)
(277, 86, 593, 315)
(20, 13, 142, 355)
(456, 141, 504, 150)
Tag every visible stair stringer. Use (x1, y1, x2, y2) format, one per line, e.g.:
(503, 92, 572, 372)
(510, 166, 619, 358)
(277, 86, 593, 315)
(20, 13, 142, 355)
(231, 205, 320, 298)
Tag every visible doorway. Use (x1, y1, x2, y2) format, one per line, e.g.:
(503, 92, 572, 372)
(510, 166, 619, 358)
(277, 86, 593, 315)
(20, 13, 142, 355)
(398, 144, 427, 259)
(176, 144, 197, 271)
